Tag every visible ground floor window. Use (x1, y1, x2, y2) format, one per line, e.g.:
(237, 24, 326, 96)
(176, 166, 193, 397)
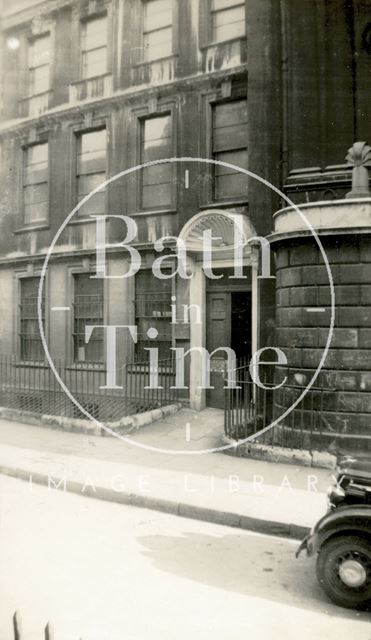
(73, 273, 104, 363)
(135, 269, 172, 360)
(19, 277, 45, 361)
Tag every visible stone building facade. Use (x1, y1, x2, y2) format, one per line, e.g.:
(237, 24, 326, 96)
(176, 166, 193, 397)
(0, 0, 370, 449)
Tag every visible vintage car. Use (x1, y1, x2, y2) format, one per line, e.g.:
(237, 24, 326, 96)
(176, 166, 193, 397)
(297, 457, 371, 609)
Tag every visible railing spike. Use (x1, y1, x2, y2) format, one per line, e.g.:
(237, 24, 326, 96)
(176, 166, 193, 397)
(45, 622, 54, 640)
(13, 611, 22, 640)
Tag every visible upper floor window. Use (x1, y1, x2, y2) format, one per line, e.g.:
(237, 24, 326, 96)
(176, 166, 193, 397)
(212, 99, 248, 200)
(76, 128, 106, 216)
(143, 0, 172, 61)
(81, 16, 108, 79)
(210, 0, 245, 42)
(140, 114, 172, 209)
(19, 277, 45, 362)
(73, 273, 104, 363)
(23, 142, 48, 225)
(28, 34, 50, 96)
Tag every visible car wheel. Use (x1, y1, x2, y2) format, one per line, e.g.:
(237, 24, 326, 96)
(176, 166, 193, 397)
(316, 535, 371, 609)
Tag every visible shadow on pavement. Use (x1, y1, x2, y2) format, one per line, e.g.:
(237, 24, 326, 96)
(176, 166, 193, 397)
(138, 530, 371, 621)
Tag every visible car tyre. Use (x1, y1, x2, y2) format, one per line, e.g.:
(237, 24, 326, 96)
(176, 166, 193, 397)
(316, 535, 371, 609)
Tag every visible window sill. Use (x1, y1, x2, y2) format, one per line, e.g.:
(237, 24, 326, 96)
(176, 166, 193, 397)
(200, 199, 248, 209)
(70, 73, 112, 86)
(65, 363, 106, 371)
(129, 208, 177, 217)
(132, 54, 179, 68)
(200, 36, 246, 51)
(14, 223, 49, 234)
(14, 361, 49, 368)
(68, 217, 98, 225)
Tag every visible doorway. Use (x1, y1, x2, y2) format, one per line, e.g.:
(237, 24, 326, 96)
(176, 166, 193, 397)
(206, 283, 252, 409)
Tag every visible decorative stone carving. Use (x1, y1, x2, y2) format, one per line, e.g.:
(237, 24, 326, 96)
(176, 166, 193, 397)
(345, 141, 371, 199)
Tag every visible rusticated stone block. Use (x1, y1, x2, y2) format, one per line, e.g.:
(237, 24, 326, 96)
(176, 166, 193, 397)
(290, 286, 317, 306)
(290, 245, 319, 266)
(279, 307, 303, 327)
(338, 307, 371, 327)
(359, 329, 371, 348)
(360, 373, 371, 391)
(274, 248, 289, 269)
(301, 348, 324, 368)
(277, 288, 290, 306)
(324, 243, 359, 264)
(317, 369, 358, 391)
(338, 392, 371, 413)
(302, 307, 332, 327)
(291, 328, 318, 347)
(334, 285, 360, 305)
(279, 267, 302, 287)
(360, 285, 371, 304)
(284, 348, 302, 367)
(339, 263, 371, 284)
(302, 265, 336, 285)
(326, 349, 371, 369)
(359, 238, 371, 262)
(275, 327, 290, 345)
(318, 328, 358, 349)
(318, 286, 332, 305)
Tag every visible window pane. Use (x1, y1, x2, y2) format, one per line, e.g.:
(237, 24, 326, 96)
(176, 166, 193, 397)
(20, 277, 45, 361)
(30, 65, 50, 94)
(24, 183, 48, 205)
(78, 130, 106, 174)
(144, 27, 172, 61)
(82, 47, 107, 78)
(213, 101, 247, 153)
(144, 115, 171, 142)
(135, 269, 172, 360)
(142, 164, 172, 186)
(215, 149, 248, 174)
(212, 101, 247, 200)
(143, 0, 172, 60)
(81, 16, 107, 78)
(211, 0, 243, 10)
(212, 18, 245, 42)
(29, 35, 50, 67)
(26, 142, 48, 167)
(23, 202, 48, 224)
(82, 17, 107, 50)
(214, 100, 247, 128)
(80, 129, 106, 154)
(144, 0, 172, 25)
(73, 274, 104, 363)
(28, 35, 50, 97)
(141, 116, 172, 208)
(214, 150, 248, 199)
(211, 2, 245, 41)
(142, 183, 172, 208)
(78, 173, 106, 196)
(23, 143, 48, 223)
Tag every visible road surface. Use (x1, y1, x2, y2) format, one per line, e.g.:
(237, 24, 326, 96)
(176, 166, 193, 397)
(0, 475, 370, 640)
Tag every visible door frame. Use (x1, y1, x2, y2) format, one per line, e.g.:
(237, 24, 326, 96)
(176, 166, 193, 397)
(189, 256, 259, 410)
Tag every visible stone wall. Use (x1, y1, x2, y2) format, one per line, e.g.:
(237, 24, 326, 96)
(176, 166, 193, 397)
(274, 234, 371, 450)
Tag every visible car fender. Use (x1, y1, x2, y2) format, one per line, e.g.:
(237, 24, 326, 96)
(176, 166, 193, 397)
(298, 505, 371, 557)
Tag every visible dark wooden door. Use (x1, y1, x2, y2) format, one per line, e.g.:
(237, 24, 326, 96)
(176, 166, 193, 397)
(206, 292, 231, 408)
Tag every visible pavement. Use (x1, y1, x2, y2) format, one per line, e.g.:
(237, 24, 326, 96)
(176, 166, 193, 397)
(2, 475, 370, 640)
(0, 408, 336, 539)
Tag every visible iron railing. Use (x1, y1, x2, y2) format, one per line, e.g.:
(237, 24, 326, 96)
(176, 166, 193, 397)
(224, 359, 338, 452)
(0, 355, 177, 422)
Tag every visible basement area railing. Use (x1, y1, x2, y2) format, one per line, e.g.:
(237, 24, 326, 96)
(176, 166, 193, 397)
(0, 355, 177, 422)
